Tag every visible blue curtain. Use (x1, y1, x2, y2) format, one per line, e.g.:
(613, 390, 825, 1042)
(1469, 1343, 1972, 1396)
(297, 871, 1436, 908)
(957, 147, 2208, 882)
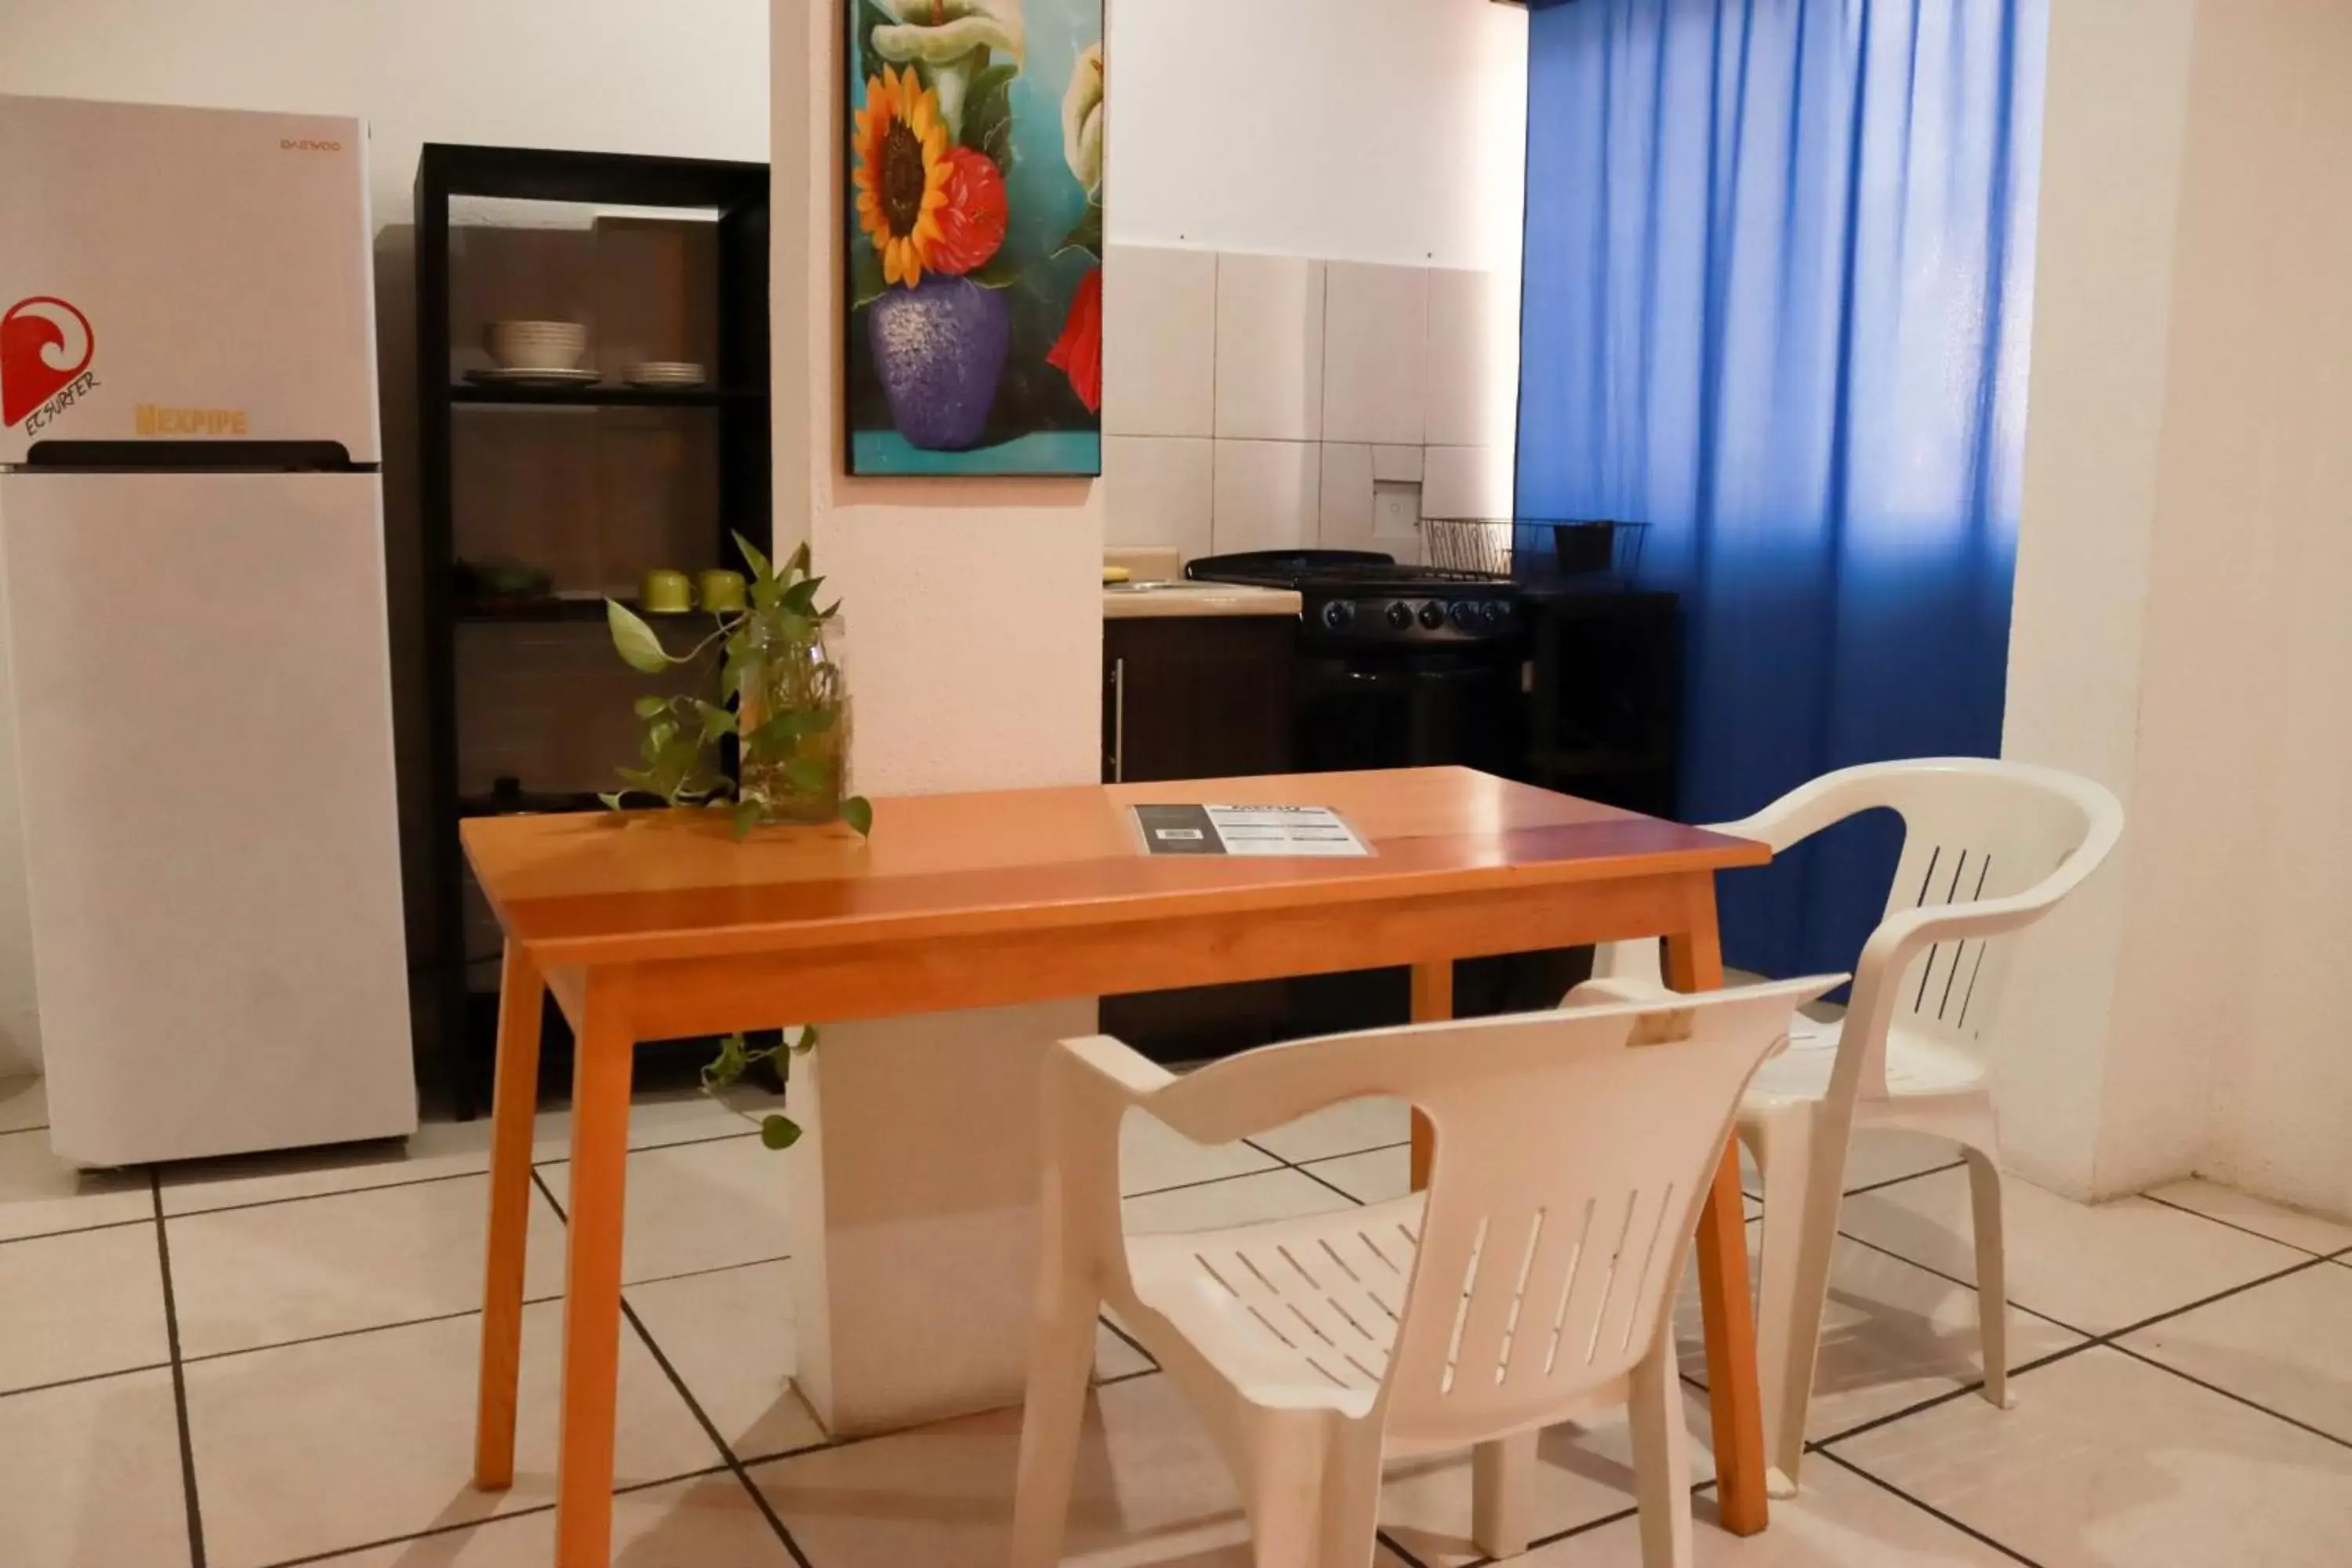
(1517, 0, 2048, 979)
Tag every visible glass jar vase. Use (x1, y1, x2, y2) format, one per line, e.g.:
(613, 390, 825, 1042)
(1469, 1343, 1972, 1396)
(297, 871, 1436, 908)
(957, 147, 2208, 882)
(737, 615, 851, 824)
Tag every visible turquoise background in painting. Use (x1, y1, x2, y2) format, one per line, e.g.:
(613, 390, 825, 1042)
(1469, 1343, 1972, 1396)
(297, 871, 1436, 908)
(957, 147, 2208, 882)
(845, 1, 1103, 476)
(853, 430, 1101, 477)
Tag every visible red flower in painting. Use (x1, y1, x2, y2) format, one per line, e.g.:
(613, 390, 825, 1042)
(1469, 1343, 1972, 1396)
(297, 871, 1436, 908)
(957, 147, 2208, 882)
(927, 147, 1008, 277)
(1047, 267, 1102, 414)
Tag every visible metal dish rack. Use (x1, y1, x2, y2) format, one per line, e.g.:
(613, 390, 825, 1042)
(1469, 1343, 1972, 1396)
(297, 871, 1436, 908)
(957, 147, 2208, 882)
(1421, 518, 1650, 579)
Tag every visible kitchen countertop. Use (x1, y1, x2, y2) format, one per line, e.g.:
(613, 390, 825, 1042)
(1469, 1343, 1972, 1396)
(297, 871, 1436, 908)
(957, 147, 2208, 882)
(1103, 582, 1301, 620)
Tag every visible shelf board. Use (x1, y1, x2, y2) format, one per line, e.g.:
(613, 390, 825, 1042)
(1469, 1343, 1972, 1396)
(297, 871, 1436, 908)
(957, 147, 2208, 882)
(449, 383, 767, 409)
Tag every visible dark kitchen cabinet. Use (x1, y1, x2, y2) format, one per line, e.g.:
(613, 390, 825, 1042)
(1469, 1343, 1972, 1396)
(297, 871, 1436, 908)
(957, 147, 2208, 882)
(1099, 612, 1297, 1061)
(1102, 615, 1296, 784)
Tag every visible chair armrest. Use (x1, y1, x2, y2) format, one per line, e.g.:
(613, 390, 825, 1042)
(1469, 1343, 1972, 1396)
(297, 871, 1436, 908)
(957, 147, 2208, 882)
(1055, 1034, 1178, 1100)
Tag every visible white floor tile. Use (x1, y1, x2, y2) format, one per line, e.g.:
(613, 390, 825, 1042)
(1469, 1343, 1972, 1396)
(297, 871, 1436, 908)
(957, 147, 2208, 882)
(2144, 1177, 2352, 1256)
(1096, 1319, 1156, 1381)
(625, 1258, 826, 1462)
(181, 1299, 720, 1568)
(1527, 1454, 2020, 1565)
(0, 1076, 45, 1134)
(168, 1174, 568, 1358)
(1121, 1168, 1356, 1236)
(1839, 1128, 1965, 1194)
(543, 1134, 791, 1285)
(302, 1472, 797, 1566)
(1305, 1145, 1413, 1204)
(751, 1371, 1411, 1567)
(1835, 1167, 2307, 1333)
(2122, 1261, 2352, 1442)
(1246, 1095, 1411, 1164)
(0, 1222, 169, 1393)
(157, 1086, 771, 1216)
(0, 1129, 153, 1243)
(0, 1368, 191, 1568)
(1672, 1226, 2088, 1442)
(1120, 1109, 1279, 1196)
(1379, 1385, 1716, 1567)
(1827, 1346, 2352, 1568)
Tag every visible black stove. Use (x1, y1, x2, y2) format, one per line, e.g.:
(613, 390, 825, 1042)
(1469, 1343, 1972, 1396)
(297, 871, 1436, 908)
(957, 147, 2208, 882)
(1185, 550, 1522, 648)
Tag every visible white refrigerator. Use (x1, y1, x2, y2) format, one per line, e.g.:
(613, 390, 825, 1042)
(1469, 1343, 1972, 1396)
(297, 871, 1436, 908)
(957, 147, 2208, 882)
(0, 94, 416, 1166)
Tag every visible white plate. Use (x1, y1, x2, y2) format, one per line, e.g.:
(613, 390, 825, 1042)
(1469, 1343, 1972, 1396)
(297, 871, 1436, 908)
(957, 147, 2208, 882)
(466, 368, 604, 386)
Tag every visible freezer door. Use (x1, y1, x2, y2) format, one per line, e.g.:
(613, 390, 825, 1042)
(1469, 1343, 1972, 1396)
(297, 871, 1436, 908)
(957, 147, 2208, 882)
(0, 471, 415, 1165)
(0, 95, 379, 463)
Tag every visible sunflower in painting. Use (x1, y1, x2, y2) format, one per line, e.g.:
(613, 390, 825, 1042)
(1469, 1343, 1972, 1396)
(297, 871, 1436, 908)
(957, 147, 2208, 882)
(852, 65, 954, 287)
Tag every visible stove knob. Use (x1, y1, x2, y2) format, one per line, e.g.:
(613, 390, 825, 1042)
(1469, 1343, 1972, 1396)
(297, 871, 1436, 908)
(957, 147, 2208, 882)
(1482, 600, 1511, 629)
(1418, 601, 1446, 630)
(1449, 601, 1479, 630)
(1321, 599, 1357, 633)
(1385, 601, 1415, 631)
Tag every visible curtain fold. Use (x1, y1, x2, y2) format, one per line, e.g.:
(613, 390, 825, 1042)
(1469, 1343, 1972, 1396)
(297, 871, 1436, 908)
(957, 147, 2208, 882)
(1517, 0, 2048, 978)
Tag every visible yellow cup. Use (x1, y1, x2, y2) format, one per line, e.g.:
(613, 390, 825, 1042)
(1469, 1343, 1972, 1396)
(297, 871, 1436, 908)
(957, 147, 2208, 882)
(640, 568, 693, 615)
(697, 569, 748, 614)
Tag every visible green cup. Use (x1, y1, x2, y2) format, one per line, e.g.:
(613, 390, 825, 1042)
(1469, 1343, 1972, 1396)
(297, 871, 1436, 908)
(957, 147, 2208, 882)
(697, 569, 748, 614)
(640, 568, 693, 615)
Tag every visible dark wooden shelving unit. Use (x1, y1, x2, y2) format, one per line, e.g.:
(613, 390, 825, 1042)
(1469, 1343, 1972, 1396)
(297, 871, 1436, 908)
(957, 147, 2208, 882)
(415, 143, 771, 1114)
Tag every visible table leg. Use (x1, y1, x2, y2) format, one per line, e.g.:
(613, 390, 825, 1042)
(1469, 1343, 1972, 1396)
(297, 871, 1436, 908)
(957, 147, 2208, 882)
(474, 943, 543, 1490)
(554, 973, 633, 1568)
(1666, 889, 1769, 1537)
(1409, 960, 1451, 1190)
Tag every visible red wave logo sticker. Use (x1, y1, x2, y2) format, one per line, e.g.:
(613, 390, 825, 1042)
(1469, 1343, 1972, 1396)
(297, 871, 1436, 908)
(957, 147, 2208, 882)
(2, 297, 96, 428)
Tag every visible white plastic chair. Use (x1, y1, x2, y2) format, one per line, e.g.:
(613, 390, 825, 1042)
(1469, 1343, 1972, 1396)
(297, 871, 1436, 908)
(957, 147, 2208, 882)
(1010, 976, 1842, 1568)
(1568, 758, 2122, 1497)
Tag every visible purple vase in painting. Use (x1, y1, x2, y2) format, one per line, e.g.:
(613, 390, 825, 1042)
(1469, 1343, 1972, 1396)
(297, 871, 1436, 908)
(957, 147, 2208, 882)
(869, 276, 1009, 451)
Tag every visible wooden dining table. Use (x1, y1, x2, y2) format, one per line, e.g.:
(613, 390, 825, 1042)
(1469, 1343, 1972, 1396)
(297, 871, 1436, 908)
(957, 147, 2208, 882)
(461, 766, 1772, 1566)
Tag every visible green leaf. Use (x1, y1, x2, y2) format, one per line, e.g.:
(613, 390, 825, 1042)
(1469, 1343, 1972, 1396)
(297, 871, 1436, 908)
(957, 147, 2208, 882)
(791, 1024, 821, 1056)
(785, 756, 833, 790)
(971, 253, 1024, 291)
(784, 542, 812, 582)
(753, 705, 837, 751)
(732, 799, 766, 840)
(696, 701, 737, 743)
(1058, 200, 1104, 260)
(851, 241, 888, 310)
(733, 530, 773, 586)
(750, 575, 786, 613)
(815, 600, 843, 621)
(840, 796, 875, 837)
(633, 695, 670, 719)
(608, 600, 673, 673)
(781, 579, 822, 615)
(963, 61, 1018, 169)
(598, 790, 629, 811)
(760, 1114, 803, 1151)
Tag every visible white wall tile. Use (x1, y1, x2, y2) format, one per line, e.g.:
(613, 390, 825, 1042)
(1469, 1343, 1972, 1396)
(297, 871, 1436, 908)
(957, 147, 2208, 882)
(1318, 444, 1376, 552)
(1373, 445, 1425, 483)
(1425, 267, 1520, 450)
(1214, 255, 1326, 441)
(1212, 440, 1319, 555)
(1103, 436, 1214, 561)
(1103, 245, 1218, 438)
(1321, 263, 1429, 447)
(1422, 446, 1515, 520)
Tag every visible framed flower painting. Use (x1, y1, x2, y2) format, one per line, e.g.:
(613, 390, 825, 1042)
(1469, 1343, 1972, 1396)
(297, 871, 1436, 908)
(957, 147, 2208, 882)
(846, 0, 1105, 476)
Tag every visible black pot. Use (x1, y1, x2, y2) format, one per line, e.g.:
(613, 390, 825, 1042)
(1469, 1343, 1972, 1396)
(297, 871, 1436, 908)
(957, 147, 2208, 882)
(1553, 521, 1618, 575)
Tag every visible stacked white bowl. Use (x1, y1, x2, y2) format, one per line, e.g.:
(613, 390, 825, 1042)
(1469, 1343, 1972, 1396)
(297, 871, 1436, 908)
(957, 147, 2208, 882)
(484, 321, 588, 371)
(624, 361, 707, 388)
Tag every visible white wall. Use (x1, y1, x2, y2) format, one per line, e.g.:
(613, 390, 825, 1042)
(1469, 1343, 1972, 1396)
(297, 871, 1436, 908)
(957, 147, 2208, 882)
(1105, 0, 1528, 270)
(0, 0, 768, 224)
(2002, 0, 2352, 1215)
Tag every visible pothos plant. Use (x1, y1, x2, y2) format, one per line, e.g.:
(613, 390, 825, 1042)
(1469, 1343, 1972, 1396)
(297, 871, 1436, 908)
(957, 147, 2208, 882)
(603, 533, 872, 1149)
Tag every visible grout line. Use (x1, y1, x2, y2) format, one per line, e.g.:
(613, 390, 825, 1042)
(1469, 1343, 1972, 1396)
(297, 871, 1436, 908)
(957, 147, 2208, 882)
(1121, 1164, 1303, 1203)
(532, 1167, 815, 1568)
(1377, 1525, 1440, 1568)
(1829, 1228, 2093, 1338)
(1098, 1312, 1158, 1369)
(150, 1174, 209, 1568)
(2102, 1340, 2352, 1451)
(0, 1213, 158, 1250)
(1809, 1374, 2005, 1449)
(0, 1359, 176, 1403)
(1291, 1160, 1372, 1207)
(2139, 1190, 2346, 1258)
(2090, 1252, 2335, 1345)
(1841, 1159, 1968, 1200)
(1093, 1367, 1162, 1389)
(0, 1121, 49, 1139)
(1812, 1450, 2044, 1566)
(1522, 1502, 1635, 1553)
